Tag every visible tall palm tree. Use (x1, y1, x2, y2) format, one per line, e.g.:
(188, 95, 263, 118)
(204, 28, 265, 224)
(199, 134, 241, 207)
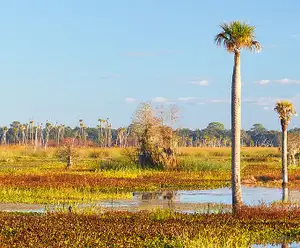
(44, 121, 53, 149)
(98, 119, 105, 147)
(1, 126, 8, 145)
(215, 21, 261, 211)
(20, 124, 26, 145)
(29, 120, 34, 145)
(274, 101, 296, 188)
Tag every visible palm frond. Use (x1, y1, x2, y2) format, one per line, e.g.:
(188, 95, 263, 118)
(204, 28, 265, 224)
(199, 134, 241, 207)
(246, 40, 262, 53)
(215, 21, 261, 53)
(274, 101, 296, 128)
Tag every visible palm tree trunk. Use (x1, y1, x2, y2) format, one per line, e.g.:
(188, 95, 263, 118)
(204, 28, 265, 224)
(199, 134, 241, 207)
(231, 51, 243, 212)
(282, 128, 288, 186)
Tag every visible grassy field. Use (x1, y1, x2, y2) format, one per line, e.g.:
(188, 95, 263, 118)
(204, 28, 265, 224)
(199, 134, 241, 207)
(0, 146, 299, 204)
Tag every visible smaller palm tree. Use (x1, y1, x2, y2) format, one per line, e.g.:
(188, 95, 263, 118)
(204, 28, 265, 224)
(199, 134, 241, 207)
(274, 100, 296, 188)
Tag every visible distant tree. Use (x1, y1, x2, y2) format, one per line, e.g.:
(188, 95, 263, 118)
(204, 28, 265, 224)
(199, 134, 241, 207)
(56, 139, 79, 169)
(132, 102, 178, 170)
(215, 20, 261, 212)
(44, 121, 53, 149)
(241, 130, 252, 147)
(10, 121, 20, 145)
(29, 120, 34, 145)
(274, 101, 297, 187)
(97, 119, 105, 146)
(78, 120, 87, 146)
(207, 122, 225, 131)
(20, 124, 26, 145)
(117, 127, 128, 147)
(251, 123, 266, 133)
(1, 126, 8, 145)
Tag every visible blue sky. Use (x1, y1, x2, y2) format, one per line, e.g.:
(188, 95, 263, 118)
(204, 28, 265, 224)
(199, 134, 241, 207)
(0, 0, 299, 130)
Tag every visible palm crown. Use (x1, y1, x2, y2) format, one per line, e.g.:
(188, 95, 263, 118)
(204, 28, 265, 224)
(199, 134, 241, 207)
(215, 21, 261, 53)
(274, 100, 297, 130)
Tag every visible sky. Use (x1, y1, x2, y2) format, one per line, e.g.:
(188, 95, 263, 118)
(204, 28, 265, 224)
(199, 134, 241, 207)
(0, 0, 299, 130)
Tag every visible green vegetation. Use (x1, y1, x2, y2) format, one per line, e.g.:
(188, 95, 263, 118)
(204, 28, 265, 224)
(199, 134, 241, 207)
(0, 207, 299, 247)
(0, 146, 299, 205)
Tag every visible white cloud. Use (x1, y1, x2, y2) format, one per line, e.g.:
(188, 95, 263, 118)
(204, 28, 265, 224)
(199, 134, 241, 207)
(177, 97, 200, 102)
(277, 78, 300, 84)
(243, 96, 300, 108)
(175, 97, 230, 105)
(125, 97, 136, 103)
(191, 80, 209, 86)
(208, 99, 230, 104)
(209, 99, 222, 103)
(254, 97, 276, 106)
(279, 78, 289, 84)
(258, 79, 270, 85)
(152, 97, 168, 103)
(257, 78, 300, 85)
(242, 96, 277, 106)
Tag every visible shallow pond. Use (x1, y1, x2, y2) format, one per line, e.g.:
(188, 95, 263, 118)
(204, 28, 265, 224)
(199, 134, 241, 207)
(252, 242, 300, 247)
(0, 186, 300, 213)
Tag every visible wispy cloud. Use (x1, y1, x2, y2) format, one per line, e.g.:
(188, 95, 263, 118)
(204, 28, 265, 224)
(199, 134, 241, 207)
(243, 96, 277, 106)
(191, 80, 209, 86)
(208, 99, 229, 103)
(277, 78, 300, 84)
(127, 95, 299, 109)
(152, 97, 169, 103)
(176, 97, 229, 105)
(257, 78, 300, 85)
(177, 97, 201, 103)
(123, 50, 183, 57)
(258, 79, 271, 85)
(125, 97, 137, 103)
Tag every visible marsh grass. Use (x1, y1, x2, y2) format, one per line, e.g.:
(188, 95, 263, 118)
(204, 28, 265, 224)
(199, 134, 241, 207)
(0, 206, 299, 247)
(0, 146, 299, 204)
(0, 187, 132, 204)
(178, 156, 231, 171)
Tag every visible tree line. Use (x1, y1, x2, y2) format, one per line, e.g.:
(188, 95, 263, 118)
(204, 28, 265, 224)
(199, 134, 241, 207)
(177, 122, 299, 148)
(0, 119, 299, 148)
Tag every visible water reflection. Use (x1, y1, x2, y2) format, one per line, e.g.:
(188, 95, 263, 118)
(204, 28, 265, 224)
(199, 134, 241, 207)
(282, 185, 289, 203)
(133, 191, 178, 201)
(1, 186, 300, 213)
(252, 241, 299, 247)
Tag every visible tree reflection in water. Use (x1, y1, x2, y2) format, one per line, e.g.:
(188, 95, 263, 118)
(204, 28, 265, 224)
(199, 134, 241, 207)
(282, 184, 289, 203)
(133, 191, 177, 201)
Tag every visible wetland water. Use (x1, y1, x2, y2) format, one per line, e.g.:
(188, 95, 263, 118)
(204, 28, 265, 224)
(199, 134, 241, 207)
(1, 186, 300, 213)
(2, 186, 300, 247)
(253, 242, 299, 248)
